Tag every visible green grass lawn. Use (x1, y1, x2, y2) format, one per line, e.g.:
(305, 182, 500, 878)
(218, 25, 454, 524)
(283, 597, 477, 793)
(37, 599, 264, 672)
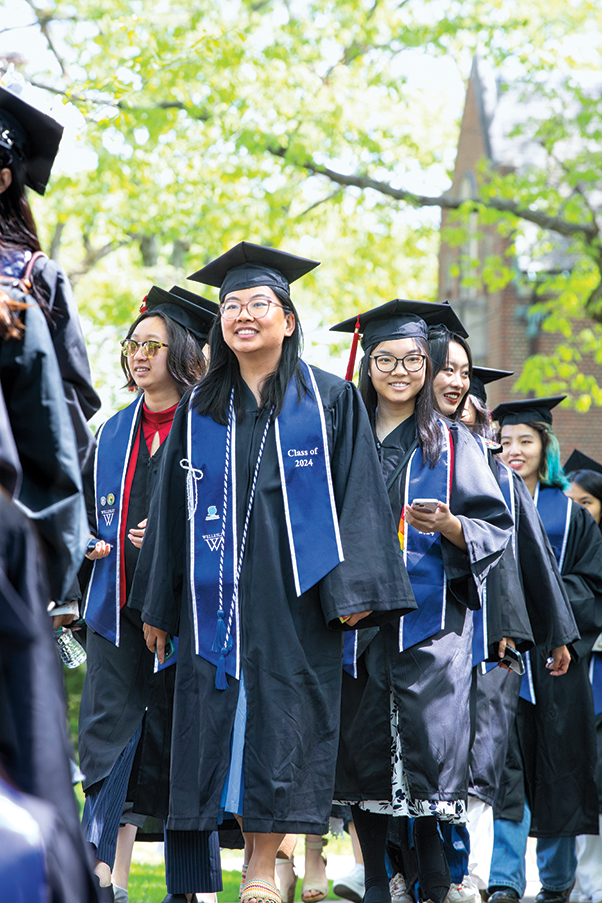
(128, 865, 340, 902)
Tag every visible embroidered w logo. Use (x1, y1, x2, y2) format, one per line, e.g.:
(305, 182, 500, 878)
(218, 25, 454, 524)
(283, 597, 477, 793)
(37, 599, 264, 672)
(203, 534, 223, 552)
(102, 510, 115, 526)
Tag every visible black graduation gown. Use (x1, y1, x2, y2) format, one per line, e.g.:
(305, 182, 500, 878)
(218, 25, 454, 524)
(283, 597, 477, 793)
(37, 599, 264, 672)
(31, 256, 100, 483)
(496, 502, 602, 837)
(79, 417, 174, 820)
(468, 464, 574, 808)
(0, 302, 87, 602)
(0, 491, 97, 902)
(335, 417, 515, 804)
(130, 368, 415, 834)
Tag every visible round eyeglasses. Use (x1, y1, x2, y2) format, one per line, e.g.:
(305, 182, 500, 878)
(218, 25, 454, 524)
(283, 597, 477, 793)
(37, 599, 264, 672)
(220, 299, 284, 320)
(370, 352, 426, 373)
(121, 339, 169, 358)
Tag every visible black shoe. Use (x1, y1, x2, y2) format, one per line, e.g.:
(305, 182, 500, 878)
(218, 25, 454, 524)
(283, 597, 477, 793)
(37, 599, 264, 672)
(487, 888, 520, 903)
(93, 875, 115, 903)
(535, 889, 572, 903)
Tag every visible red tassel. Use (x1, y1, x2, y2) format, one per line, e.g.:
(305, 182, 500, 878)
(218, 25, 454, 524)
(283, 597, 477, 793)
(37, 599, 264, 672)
(345, 314, 361, 381)
(139, 295, 148, 313)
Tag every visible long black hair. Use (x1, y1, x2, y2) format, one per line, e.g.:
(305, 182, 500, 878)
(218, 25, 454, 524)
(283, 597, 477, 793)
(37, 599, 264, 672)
(0, 141, 51, 315)
(194, 287, 307, 423)
(465, 393, 496, 440)
(0, 144, 41, 254)
(428, 326, 473, 421)
(358, 334, 444, 467)
(121, 310, 207, 395)
(565, 469, 602, 526)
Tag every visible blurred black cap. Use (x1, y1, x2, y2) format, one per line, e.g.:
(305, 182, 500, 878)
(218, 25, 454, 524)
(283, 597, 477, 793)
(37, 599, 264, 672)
(0, 84, 63, 195)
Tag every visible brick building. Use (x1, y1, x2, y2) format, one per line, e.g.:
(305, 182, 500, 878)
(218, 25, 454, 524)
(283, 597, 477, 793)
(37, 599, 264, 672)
(437, 56, 602, 462)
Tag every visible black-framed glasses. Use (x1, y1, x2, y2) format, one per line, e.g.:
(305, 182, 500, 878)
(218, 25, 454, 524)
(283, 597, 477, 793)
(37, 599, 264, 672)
(220, 299, 284, 320)
(121, 339, 169, 358)
(369, 352, 426, 373)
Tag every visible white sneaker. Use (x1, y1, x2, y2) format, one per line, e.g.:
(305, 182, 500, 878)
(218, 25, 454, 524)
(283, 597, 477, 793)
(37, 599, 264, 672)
(390, 872, 414, 903)
(333, 864, 365, 903)
(445, 878, 481, 903)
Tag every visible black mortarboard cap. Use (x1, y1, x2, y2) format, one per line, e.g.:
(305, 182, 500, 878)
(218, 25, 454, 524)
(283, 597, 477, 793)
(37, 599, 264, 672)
(563, 449, 602, 477)
(331, 299, 468, 348)
(491, 395, 567, 427)
(144, 285, 218, 342)
(470, 367, 514, 404)
(331, 299, 468, 380)
(188, 241, 320, 300)
(0, 84, 63, 195)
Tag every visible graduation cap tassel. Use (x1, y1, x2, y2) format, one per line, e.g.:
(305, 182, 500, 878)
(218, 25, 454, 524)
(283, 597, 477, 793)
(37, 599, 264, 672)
(345, 315, 361, 381)
(215, 647, 230, 690)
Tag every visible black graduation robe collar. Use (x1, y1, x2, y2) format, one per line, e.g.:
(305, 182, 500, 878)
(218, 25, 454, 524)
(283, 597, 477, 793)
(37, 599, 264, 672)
(376, 412, 417, 451)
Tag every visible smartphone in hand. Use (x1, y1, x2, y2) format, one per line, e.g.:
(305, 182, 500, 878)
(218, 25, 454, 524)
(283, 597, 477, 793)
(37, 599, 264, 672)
(411, 498, 440, 513)
(500, 646, 525, 675)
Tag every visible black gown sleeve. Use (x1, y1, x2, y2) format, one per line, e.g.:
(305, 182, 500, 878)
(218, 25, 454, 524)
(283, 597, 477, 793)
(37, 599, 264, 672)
(0, 303, 87, 602)
(128, 401, 188, 636)
(512, 474, 580, 654)
(441, 423, 513, 609)
(561, 504, 602, 660)
(32, 258, 100, 495)
(315, 377, 417, 629)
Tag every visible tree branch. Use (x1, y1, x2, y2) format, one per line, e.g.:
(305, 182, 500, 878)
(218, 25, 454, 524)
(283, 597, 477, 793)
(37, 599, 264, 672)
(268, 147, 599, 242)
(27, 79, 210, 118)
(296, 189, 343, 218)
(23, 0, 71, 82)
(67, 238, 131, 284)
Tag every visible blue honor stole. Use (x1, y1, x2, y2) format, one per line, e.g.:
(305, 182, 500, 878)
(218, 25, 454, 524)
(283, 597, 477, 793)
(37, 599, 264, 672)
(398, 421, 452, 651)
(589, 652, 602, 716)
(185, 361, 344, 688)
(83, 397, 143, 645)
(520, 483, 572, 704)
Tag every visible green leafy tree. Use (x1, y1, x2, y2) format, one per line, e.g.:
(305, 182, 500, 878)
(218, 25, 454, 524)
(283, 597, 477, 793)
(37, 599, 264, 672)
(3, 0, 602, 406)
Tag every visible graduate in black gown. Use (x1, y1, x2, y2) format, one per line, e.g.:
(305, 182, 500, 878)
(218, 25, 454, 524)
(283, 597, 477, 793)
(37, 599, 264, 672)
(79, 286, 219, 903)
(0, 297, 97, 901)
(562, 450, 602, 903)
(488, 398, 602, 903)
(0, 75, 100, 623)
(438, 364, 575, 894)
(330, 301, 516, 903)
(0, 271, 87, 605)
(131, 243, 416, 903)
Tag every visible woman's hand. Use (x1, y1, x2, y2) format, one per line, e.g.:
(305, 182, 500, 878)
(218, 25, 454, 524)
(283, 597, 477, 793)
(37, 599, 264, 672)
(547, 645, 571, 676)
(52, 613, 76, 630)
(143, 623, 167, 663)
(85, 539, 112, 560)
(404, 502, 467, 552)
(497, 636, 516, 669)
(128, 518, 147, 549)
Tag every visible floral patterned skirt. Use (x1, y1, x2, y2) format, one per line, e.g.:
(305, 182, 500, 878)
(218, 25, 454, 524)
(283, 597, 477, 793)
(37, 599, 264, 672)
(337, 690, 466, 823)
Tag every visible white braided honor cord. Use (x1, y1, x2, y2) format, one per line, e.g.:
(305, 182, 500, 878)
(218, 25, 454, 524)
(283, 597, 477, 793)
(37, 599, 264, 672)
(180, 459, 204, 520)
(218, 396, 274, 655)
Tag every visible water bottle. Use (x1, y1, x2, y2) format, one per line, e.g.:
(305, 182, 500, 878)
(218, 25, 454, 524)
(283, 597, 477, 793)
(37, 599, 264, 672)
(53, 627, 87, 669)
